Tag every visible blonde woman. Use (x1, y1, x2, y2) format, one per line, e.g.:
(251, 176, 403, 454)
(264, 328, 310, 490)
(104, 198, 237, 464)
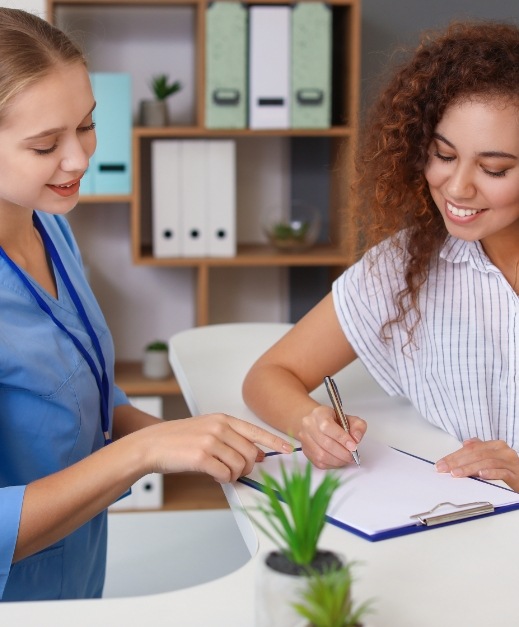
(0, 8, 291, 601)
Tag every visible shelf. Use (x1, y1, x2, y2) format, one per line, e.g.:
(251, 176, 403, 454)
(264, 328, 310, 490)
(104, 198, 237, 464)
(48, 0, 358, 9)
(78, 194, 132, 204)
(133, 126, 354, 139)
(133, 244, 349, 268)
(50, 0, 360, 330)
(162, 473, 228, 511)
(115, 361, 181, 396)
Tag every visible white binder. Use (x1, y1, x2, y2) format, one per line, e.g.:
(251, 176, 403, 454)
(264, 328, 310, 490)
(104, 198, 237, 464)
(249, 6, 291, 129)
(131, 473, 164, 510)
(109, 396, 164, 511)
(180, 140, 208, 256)
(206, 141, 236, 257)
(151, 140, 182, 257)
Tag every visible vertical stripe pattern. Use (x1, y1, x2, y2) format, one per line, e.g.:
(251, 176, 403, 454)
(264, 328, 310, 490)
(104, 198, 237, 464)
(333, 234, 519, 448)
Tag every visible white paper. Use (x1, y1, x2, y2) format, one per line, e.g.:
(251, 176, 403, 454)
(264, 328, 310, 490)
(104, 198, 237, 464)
(243, 437, 519, 538)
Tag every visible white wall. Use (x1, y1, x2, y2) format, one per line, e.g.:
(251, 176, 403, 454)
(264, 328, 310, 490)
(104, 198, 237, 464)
(2, 0, 43, 14)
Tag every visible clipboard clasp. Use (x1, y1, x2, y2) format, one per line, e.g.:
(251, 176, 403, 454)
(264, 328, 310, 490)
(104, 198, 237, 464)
(411, 501, 494, 526)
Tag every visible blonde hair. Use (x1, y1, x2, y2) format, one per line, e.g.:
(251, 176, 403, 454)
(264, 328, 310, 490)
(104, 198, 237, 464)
(0, 8, 85, 123)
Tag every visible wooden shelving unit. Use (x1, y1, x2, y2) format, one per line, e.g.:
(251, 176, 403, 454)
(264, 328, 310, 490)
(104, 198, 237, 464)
(114, 361, 180, 397)
(48, 0, 361, 380)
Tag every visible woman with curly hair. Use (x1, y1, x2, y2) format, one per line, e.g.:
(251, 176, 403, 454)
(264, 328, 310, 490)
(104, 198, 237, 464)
(243, 20, 519, 491)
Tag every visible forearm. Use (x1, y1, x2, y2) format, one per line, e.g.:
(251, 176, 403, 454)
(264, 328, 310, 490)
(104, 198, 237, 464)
(243, 363, 320, 438)
(112, 403, 162, 440)
(14, 432, 146, 562)
(14, 410, 294, 562)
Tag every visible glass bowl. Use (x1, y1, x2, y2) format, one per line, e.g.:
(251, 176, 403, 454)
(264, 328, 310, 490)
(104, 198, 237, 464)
(263, 204, 321, 253)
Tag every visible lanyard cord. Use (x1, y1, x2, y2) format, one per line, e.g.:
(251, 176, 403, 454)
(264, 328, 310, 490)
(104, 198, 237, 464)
(0, 213, 112, 445)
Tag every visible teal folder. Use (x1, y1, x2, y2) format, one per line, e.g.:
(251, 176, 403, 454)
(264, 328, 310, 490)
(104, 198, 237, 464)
(291, 3, 332, 129)
(81, 72, 132, 195)
(205, 3, 247, 129)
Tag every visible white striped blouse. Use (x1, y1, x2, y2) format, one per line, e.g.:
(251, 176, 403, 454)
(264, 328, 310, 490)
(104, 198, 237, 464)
(333, 234, 519, 449)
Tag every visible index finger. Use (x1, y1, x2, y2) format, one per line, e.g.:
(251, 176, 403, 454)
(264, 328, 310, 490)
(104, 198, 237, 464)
(230, 417, 294, 453)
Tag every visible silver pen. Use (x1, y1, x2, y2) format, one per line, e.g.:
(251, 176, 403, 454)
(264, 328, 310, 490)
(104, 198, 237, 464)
(324, 376, 361, 466)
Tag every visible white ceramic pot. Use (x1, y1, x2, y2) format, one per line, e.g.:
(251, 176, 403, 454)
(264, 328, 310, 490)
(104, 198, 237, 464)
(255, 551, 345, 627)
(255, 553, 308, 627)
(142, 350, 171, 379)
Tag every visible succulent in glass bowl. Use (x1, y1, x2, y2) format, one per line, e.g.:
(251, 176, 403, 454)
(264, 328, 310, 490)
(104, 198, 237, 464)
(263, 203, 321, 252)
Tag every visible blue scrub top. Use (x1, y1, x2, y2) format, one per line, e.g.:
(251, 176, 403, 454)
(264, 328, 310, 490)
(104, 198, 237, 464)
(0, 211, 129, 601)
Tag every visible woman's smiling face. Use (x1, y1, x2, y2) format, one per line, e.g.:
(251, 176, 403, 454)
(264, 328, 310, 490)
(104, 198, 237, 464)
(424, 97, 519, 248)
(0, 61, 96, 215)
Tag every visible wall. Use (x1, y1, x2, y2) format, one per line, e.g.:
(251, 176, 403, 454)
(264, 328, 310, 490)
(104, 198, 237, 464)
(3, 0, 519, 360)
(361, 0, 519, 109)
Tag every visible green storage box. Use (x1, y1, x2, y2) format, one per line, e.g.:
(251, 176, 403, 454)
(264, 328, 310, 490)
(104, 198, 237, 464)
(205, 3, 247, 129)
(291, 3, 332, 129)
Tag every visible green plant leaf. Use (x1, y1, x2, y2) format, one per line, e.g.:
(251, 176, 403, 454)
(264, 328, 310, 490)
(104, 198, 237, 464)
(292, 562, 375, 627)
(150, 74, 182, 100)
(145, 340, 168, 351)
(251, 458, 343, 566)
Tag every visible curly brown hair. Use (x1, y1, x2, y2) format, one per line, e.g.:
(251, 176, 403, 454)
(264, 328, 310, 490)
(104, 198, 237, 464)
(354, 20, 519, 337)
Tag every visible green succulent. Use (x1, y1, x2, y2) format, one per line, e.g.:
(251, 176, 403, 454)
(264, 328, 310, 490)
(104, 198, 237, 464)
(150, 74, 182, 100)
(252, 457, 341, 566)
(271, 220, 310, 243)
(145, 340, 168, 351)
(293, 562, 374, 627)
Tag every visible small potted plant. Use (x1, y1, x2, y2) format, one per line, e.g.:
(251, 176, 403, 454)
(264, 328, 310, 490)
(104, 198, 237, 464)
(142, 340, 171, 379)
(139, 73, 182, 127)
(293, 562, 373, 627)
(251, 457, 344, 627)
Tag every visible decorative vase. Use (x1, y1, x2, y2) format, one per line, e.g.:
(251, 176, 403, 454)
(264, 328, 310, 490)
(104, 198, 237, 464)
(255, 550, 344, 627)
(139, 99, 168, 127)
(142, 350, 171, 379)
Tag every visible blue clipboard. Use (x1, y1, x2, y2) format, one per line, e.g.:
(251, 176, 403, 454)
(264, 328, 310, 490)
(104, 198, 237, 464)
(238, 440, 519, 542)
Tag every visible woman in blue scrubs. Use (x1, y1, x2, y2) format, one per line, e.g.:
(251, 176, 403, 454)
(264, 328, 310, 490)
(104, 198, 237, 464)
(0, 8, 292, 602)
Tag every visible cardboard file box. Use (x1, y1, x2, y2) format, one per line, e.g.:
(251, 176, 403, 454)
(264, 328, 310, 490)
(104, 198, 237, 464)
(206, 140, 236, 257)
(249, 6, 291, 129)
(151, 140, 182, 257)
(81, 73, 132, 195)
(151, 140, 236, 257)
(205, 2, 247, 129)
(291, 3, 332, 129)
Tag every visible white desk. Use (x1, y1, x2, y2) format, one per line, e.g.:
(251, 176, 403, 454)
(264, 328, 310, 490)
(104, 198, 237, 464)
(1, 323, 517, 626)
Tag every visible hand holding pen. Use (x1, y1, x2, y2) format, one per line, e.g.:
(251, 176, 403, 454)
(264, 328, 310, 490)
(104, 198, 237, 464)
(324, 376, 361, 466)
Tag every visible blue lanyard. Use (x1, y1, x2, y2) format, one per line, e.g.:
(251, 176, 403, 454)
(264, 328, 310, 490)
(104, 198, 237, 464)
(0, 213, 112, 445)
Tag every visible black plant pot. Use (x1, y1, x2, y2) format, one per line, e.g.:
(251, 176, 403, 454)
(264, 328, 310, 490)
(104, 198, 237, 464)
(266, 549, 342, 576)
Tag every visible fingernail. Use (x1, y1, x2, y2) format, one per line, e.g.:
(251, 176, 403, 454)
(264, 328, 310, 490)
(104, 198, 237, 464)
(282, 443, 294, 453)
(451, 468, 463, 477)
(346, 440, 358, 452)
(352, 431, 362, 443)
(435, 461, 448, 473)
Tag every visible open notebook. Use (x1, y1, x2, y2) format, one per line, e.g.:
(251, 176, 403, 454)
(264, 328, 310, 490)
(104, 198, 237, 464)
(239, 437, 519, 541)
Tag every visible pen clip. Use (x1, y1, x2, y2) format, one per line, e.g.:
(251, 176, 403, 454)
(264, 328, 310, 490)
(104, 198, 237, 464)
(324, 376, 361, 466)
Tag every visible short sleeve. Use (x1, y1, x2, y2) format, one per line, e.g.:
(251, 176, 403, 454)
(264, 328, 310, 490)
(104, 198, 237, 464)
(332, 245, 406, 397)
(0, 485, 26, 599)
(113, 384, 129, 408)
